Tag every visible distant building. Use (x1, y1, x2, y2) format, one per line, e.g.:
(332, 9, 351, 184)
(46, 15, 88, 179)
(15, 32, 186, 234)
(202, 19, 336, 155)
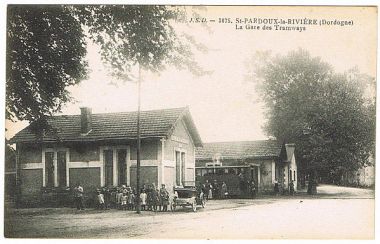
(195, 140, 297, 195)
(4, 144, 16, 202)
(10, 107, 202, 205)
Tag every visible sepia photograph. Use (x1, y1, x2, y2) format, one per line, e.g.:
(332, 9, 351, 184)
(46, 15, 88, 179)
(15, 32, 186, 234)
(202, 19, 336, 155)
(2, 2, 377, 240)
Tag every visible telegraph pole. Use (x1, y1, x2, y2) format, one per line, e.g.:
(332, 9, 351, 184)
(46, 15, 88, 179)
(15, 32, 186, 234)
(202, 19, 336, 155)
(136, 64, 142, 214)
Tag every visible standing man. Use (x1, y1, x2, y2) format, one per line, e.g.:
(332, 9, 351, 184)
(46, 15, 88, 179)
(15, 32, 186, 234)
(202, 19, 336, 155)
(205, 180, 211, 200)
(151, 187, 160, 212)
(250, 180, 257, 198)
(159, 184, 170, 212)
(274, 179, 279, 196)
(102, 187, 111, 210)
(238, 172, 245, 196)
(212, 180, 219, 199)
(73, 182, 84, 210)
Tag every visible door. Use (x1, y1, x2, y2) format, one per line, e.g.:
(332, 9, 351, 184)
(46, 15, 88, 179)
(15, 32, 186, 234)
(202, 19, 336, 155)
(104, 150, 113, 186)
(117, 149, 127, 185)
(57, 151, 67, 187)
(45, 152, 54, 187)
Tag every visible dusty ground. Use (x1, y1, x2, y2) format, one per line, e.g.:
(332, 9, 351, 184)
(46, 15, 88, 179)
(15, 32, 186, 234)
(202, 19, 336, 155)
(4, 184, 375, 239)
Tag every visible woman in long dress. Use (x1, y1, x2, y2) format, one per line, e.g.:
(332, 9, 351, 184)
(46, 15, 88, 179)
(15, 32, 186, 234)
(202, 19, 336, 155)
(220, 182, 228, 199)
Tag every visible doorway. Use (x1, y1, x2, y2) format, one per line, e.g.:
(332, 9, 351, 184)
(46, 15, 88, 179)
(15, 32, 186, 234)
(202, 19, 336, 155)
(250, 166, 259, 184)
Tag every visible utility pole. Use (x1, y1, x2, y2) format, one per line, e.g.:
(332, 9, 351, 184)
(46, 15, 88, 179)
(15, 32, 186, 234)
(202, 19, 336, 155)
(15, 145, 20, 208)
(136, 64, 142, 214)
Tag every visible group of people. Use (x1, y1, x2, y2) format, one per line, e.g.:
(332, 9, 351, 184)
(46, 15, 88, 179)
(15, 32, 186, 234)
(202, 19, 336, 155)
(74, 178, 296, 211)
(274, 179, 295, 195)
(94, 183, 171, 212)
(201, 180, 228, 199)
(238, 178, 257, 198)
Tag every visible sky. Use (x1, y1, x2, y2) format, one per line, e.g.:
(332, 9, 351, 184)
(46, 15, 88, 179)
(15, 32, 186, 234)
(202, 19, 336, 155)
(5, 5, 377, 143)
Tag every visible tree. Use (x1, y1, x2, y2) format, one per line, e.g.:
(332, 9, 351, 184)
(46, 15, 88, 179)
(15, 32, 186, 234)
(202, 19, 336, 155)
(6, 5, 206, 124)
(6, 5, 88, 123)
(248, 49, 375, 191)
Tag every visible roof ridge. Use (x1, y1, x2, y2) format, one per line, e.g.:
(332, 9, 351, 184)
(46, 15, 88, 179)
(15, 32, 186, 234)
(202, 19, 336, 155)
(49, 106, 187, 118)
(203, 139, 279, 144)
(10, 106, 204, 147)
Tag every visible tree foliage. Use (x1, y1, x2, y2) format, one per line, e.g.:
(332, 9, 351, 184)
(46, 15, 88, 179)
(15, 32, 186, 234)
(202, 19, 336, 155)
(248, 49, 375, 177)
(75, 5, 206, 80)
(6, 5, 206, 124)
(7, 5, 88, 122)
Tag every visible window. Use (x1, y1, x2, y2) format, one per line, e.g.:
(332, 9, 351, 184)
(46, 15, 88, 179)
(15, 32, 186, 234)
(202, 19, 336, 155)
(104, 150, 113, 186)
(45, 152, 54, 187)
(57, 151, 67, 186)
(206, 162, 222, 167)
(275, 164, 278, 179)
(181, 152, 186, 185)
(175, 151, 181, 185)
(117, 149, 127, 185)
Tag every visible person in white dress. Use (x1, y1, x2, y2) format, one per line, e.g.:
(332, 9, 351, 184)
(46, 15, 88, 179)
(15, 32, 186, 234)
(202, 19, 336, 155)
(140, 190, 147, 211)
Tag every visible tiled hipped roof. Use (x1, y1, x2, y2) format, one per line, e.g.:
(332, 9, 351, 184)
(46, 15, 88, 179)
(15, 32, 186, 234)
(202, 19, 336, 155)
(196, 140, 283, 160)
(11, 107, 203, 146)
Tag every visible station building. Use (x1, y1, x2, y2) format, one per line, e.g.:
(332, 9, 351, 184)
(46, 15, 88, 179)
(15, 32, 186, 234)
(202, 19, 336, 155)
(10, 107, 202, 204)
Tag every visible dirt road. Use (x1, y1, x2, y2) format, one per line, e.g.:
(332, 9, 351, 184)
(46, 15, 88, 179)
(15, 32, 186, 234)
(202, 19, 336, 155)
(4, 184, 374, 239)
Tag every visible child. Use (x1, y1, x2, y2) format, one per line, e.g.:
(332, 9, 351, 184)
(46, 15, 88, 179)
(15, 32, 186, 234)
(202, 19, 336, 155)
(140, 190, 147, 211)
(96, 189, 105, 210)
(128, 191, 135, 210)
(122, 185, 128, 194)
(121, 192, 127, 210)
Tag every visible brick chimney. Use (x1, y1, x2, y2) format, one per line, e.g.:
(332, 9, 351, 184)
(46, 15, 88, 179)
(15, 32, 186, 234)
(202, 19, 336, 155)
(80, 107, 92, 134)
